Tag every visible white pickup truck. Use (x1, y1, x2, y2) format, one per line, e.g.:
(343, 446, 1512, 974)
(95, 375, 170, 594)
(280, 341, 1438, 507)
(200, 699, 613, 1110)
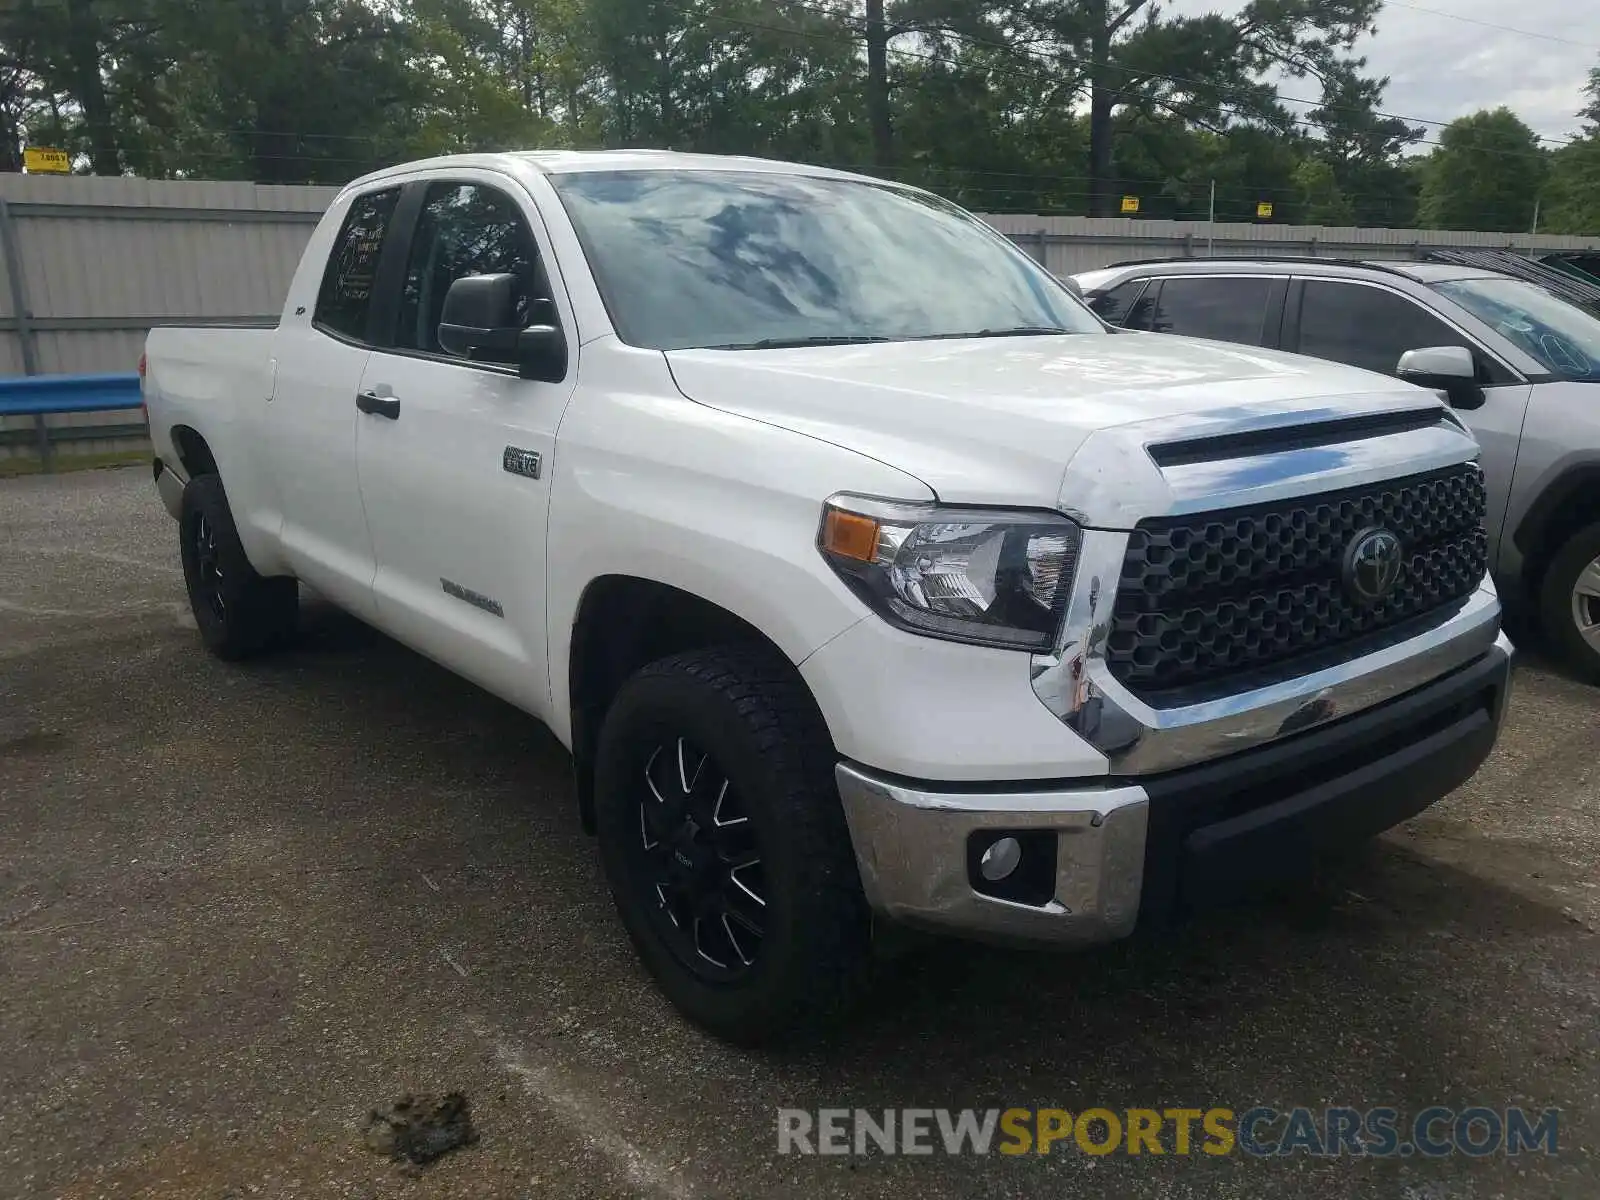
(144, 150, 1512, 1043)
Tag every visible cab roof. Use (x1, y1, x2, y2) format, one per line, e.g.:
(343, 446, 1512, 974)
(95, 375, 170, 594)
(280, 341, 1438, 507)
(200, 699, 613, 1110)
(346, 149, 881, 192)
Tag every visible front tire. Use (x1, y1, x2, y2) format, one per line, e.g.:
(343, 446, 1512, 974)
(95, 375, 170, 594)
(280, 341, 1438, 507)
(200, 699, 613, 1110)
(593, 647, 870, 1045)
(179, 474, 297, 660)
(1539, 520, 1600, 684)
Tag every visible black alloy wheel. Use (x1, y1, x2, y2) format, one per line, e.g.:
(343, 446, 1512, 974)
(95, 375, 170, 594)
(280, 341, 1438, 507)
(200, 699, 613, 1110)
(592, 647, 871, 1044)
(190, 510, 226, 623)
(634, 736, 766, 980)
(178, 473, 298, 660)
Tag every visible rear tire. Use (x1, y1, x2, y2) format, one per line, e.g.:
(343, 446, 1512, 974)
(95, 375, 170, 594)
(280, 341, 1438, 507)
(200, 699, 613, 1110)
(1539, 519, 1600, 684)
(179, 474, 297, 660)
(593, 646, 870, 1045)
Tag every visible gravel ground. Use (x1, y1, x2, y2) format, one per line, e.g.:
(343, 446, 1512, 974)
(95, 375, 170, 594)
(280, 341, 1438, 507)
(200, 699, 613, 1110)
(1, 466, 1596, 1199)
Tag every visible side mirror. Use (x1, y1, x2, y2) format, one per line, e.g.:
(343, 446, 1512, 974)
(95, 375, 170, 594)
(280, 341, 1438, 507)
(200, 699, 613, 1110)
(438, 273, 567, 382)
(1059, 275, 1084, 299)
(516, 324, 567, 383)
(439, 273, 522, 361)
(1397, 345, 1485, 410)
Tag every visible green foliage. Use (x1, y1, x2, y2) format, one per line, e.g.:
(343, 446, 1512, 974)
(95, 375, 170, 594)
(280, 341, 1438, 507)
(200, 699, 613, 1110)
(1292, 156, 1354, 224)
(1544, 68, 1600, 236)
(0, 0, 1585, 237)
(1418, 107, 1548, 233)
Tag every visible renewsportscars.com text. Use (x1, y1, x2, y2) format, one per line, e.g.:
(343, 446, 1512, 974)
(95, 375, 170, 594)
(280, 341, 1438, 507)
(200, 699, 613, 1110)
(776, 1106, 1560, 1158)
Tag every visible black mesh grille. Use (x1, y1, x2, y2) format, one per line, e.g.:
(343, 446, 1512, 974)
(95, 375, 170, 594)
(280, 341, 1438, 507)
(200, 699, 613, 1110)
(1107, 463, 1487, 698)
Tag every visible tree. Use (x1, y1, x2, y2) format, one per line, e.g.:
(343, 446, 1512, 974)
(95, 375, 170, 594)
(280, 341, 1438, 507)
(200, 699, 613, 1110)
(1545, 65, 1600, 236)
(0, 0, 164, 174)
(1292, 156, 1353, 224)
(1306, 61, 1421, 226)
(921, 0, 1385, 215)
(1418, 107, 1548, 233)
(0, 0, 1538, 238)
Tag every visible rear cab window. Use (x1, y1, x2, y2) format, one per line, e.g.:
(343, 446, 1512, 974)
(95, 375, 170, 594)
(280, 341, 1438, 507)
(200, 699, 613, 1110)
(314, 188, 401, 344)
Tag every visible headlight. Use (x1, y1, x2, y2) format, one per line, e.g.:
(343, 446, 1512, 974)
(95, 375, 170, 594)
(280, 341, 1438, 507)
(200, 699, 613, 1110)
(818, 496, 1081, 651)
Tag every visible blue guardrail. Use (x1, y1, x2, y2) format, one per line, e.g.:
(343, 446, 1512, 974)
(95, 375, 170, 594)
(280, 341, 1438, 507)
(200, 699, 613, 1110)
(0, 372, 143, 416)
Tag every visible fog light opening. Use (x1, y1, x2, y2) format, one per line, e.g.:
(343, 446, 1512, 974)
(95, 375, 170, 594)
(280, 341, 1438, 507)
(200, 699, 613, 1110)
(978, 835, 1022, 881)
(966, 829, 1058, 907)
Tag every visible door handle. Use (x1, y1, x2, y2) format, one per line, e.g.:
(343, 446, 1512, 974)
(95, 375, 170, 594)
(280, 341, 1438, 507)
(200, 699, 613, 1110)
(356, 390, 401, 420)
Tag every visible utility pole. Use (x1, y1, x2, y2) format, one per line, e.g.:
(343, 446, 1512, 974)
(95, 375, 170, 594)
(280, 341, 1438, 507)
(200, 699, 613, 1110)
(1207, 179, 1216, 257)
(865, 0, 893, 174)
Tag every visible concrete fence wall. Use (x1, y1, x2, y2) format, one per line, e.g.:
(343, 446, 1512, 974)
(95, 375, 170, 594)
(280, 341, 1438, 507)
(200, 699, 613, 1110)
(2, 173, 1597, 461)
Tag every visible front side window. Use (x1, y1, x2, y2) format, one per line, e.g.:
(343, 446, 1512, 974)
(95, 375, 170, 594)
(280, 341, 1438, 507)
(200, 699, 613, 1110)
(550, 170, 1100, 351)
(1433, 276, 1600, 382)
(314, 187, 400, 342)
(1088, 279, 1148, 326)
(1150, 277, 1273, 346)
(395, 183, 545, 354)
(1297, 281, 1475, 377)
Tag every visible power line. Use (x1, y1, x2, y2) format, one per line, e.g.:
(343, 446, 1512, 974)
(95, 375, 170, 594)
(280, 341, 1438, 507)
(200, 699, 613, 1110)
(1381, 1, 1600, 52)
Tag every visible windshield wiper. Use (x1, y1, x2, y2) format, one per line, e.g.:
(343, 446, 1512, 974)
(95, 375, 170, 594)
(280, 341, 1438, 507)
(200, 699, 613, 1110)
(911, 326, 1074, 341)
(967, 326, 1074, 338)
(704, 335, 893, 350)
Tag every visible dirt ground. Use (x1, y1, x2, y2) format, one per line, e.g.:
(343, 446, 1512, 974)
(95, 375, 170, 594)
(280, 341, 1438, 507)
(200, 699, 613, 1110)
(2, 466, 1596, 1199)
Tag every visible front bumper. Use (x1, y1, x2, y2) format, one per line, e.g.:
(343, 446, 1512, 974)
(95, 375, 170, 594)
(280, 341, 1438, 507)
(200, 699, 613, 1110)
(835, 632, 1513, 944)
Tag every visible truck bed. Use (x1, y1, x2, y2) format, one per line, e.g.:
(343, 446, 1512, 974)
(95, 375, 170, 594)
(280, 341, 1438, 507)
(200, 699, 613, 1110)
(144, 325, 277, 476)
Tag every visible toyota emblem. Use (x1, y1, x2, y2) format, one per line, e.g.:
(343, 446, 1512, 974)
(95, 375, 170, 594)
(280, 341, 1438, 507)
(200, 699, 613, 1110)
(1342, 527, 1404, 604)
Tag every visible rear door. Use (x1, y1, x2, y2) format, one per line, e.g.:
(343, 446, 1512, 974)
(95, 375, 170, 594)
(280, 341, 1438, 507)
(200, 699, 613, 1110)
(1286, 277, 1532, 552)
(1144, 275, 1286, 347)
(353, 173, 579, 712)
(264, 185, 404, 619)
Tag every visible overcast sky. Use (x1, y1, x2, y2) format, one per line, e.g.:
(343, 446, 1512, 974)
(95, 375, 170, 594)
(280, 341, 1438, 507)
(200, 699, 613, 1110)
(1168, 0, 1600, 145)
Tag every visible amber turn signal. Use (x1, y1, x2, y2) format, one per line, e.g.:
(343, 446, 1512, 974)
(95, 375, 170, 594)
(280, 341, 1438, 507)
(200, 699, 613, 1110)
(821, 508, 880, 563)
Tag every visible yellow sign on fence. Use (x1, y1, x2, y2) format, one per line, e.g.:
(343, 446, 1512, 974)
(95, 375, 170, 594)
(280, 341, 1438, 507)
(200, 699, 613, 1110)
(1120, 195, 1140, 214)
(24, 147, 71, 174)
(1256, 201, 1274, 219)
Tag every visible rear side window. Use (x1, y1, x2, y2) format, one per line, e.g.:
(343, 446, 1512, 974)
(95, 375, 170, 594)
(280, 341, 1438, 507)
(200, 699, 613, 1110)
(1297, 281, 1476, 377)
(395, 183, 545, 355)
(1088, 279, 1148, 326)
(314, 188, 400, 343)
(1150, 277, 1273, 345)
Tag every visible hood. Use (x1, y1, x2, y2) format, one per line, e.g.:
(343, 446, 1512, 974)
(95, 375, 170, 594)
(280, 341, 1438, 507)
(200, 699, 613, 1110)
(665, 332, 1441, 508)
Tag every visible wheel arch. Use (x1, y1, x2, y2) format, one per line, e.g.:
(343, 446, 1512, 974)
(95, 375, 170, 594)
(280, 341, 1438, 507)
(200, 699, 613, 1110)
(170, 424, 220, 479)
(566, 575, 830, 834)
(1513, 460, 1600, 597)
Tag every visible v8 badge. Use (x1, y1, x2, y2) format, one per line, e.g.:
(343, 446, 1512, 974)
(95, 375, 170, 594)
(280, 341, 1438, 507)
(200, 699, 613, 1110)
(503, 446, 542, 480)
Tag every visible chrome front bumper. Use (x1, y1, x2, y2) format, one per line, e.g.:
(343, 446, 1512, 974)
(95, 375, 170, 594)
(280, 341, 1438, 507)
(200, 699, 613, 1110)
(837, 631, 1513, 945)
(835, 762, 1150, 944)
(1032, 544, 1505, 776)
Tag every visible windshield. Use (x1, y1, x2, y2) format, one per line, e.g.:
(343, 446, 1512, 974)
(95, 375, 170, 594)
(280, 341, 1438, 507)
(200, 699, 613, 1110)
(550, 170, 1100, 351)
(1433, 276, 1600, 382)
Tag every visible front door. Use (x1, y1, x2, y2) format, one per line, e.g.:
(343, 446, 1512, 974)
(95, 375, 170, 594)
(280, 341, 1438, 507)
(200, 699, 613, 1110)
(354, 176, 578, 712)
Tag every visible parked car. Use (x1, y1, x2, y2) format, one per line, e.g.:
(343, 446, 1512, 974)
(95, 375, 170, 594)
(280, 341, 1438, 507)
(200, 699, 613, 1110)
(1074, 257, 1600, 679)
(142, 153, 1511, 1043)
